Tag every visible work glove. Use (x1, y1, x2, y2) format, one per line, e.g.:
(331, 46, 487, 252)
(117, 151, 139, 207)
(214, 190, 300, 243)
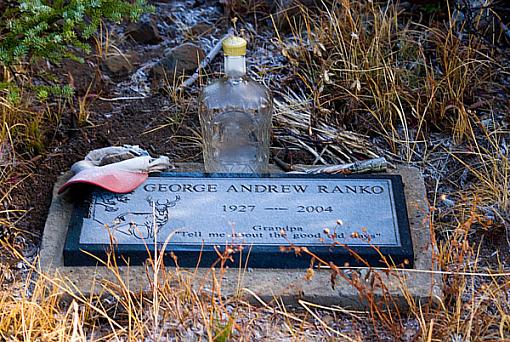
(58, 145, 171, 194)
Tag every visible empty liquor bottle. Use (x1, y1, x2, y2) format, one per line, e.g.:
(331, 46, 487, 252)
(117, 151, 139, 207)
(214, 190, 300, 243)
(198, 36, 273, 173)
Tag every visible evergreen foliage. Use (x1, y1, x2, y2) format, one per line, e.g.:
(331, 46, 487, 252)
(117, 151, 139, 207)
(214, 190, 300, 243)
(0, 0, 152, 153)
(0, 0, 151, 66)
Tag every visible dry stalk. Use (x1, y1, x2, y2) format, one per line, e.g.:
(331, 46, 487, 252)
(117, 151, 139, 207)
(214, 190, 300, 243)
(177, 31, 232, 92)
(273, 88, 379, 164)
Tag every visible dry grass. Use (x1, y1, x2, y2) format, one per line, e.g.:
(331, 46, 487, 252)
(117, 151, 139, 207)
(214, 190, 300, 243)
(0, 0, 509, 340)
(0, 223, 508, 340)
(0, 67, 71, 155)
(271, 1, 502, 161)
(0, 243, 367, 341)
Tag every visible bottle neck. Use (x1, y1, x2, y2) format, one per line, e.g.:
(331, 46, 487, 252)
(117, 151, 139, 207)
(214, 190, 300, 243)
(224, 55, 246, 78)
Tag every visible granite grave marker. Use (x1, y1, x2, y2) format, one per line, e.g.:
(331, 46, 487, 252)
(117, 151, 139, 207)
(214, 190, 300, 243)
(64, 173, 413, 268)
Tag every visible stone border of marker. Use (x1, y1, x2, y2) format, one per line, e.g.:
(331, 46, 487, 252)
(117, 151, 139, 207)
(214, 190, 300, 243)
(40, 163, 442, 309)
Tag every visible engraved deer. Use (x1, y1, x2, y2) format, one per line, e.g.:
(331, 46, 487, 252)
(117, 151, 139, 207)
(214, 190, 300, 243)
(111, 195, 181, 239)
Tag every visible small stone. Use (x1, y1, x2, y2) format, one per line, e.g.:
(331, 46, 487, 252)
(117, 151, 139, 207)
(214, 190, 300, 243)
(126, 15, 163, 44)
(150, 43, 205, 81)
(190, 22, 212, 36)
(273, 0, 319, 31)
(60, 59, 107, 96)
(322, 315, 334, 324)
(104, 54, 133, 75)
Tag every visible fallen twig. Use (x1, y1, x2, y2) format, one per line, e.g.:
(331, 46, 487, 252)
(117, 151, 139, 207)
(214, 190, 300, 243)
(288, 157, 388, 174)
(273, 155, 295, 172)
(177, 31, 233, 91)
(98, 96, 148, 101)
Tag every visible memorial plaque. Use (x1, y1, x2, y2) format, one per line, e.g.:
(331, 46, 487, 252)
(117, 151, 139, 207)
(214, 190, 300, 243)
(64, 173, 413, 268)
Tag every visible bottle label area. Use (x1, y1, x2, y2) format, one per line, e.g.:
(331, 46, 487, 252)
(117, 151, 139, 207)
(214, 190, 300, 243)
(205, 110, 268, 173)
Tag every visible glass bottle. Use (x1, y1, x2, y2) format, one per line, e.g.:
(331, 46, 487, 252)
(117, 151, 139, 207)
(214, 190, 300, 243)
(198, 36, 273, 173)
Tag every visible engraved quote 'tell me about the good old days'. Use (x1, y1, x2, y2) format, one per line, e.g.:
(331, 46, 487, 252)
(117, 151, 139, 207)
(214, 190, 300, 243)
(80, 178, 400, 247)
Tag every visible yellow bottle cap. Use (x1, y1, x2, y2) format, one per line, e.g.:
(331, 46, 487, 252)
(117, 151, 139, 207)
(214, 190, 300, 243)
(222, 36, 247, 56)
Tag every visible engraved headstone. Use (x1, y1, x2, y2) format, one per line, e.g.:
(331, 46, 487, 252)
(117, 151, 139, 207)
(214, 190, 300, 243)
(64, 173, 413, 268)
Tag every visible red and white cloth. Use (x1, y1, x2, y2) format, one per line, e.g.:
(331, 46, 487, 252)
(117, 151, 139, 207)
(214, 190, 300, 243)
(58, 145, 171, 194)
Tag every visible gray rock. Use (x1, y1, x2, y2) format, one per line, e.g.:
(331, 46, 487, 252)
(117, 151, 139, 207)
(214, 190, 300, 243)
(126, 15, 163, 44)
(104, 54, 133, 75)
(273, 0, 320, 31)
(60, 59, 107, 96)
(190, 22, 213, 36)
(150, 43, 205, 81)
